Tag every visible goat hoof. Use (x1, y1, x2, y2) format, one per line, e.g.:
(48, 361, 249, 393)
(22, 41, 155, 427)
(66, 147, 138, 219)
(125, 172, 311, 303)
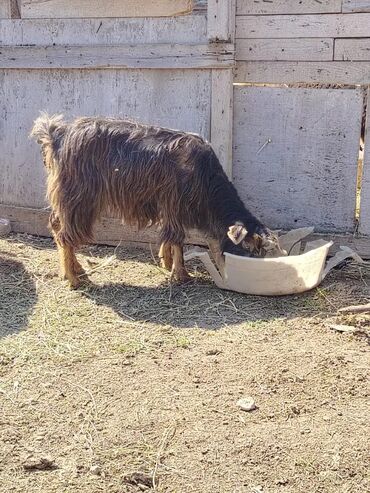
(60, 273, 83, 289)
(171, 270, 192, 284)
(160, 258, 173, 271)
(75, 267, 86, 276)
(67, 278, 81, 289)
(77, 270, 88, 280)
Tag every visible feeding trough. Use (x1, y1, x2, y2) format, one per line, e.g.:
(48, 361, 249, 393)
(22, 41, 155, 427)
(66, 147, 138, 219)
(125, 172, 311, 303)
(184, 227, 363, 296)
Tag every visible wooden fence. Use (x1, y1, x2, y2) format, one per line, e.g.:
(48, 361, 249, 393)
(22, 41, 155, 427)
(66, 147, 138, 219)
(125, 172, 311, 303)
(0, 0, 369, 255)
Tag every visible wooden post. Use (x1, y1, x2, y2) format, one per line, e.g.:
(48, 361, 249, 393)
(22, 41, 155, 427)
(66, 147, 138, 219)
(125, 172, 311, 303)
(208, 0, 236, 179)
(359, 87, 370, 235)
(210, 69, 234, 179)
(207, 0, 236, 42)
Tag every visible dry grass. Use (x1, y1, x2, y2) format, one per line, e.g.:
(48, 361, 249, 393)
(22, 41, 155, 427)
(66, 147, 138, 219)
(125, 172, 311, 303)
(0, 234, 369, 493)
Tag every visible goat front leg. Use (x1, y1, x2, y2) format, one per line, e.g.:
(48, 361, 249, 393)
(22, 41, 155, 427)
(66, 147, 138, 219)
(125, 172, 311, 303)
(171, 245, 191, 283)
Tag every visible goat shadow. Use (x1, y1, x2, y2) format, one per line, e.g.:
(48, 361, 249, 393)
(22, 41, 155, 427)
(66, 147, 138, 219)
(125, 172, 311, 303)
(82, 263, 316, 330)
(12, 233, 159, 265)
(0, 253, 37, 337)
(12, 234, 319, 330)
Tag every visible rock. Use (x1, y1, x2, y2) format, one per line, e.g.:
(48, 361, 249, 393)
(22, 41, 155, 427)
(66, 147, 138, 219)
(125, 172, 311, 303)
(328, 324, 358, 333)
(252, 486, 264, 493)
(206, 349, 221, 356)
(236, 397, 256, 412)
(23, 457, 58, 471)
(0, 218, 11, 237)
(123, 472, 153, 489)
(276, 479, 289, 485)
(90, 465, 102, 475)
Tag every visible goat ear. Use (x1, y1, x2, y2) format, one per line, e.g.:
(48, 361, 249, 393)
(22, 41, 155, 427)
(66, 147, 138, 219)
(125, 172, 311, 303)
(227, 224, 248, 245)
(256, 232, 288, 256)
(259, 235, 276, 251)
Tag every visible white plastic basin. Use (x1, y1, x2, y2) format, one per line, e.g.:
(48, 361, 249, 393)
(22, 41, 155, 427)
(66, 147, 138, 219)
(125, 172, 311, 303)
(184, 227, 363, 296)
(223, 242, 332, 296)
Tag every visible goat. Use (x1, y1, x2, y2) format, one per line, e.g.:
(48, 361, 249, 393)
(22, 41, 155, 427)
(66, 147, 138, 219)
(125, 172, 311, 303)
(31, 114, 282, 288)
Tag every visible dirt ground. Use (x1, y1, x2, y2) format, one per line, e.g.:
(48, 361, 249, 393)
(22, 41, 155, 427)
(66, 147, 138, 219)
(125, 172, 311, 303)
(0, 234, 369, 493)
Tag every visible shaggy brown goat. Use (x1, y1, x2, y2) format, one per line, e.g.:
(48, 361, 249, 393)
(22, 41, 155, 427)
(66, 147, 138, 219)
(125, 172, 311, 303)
(31, 114, 281, 288)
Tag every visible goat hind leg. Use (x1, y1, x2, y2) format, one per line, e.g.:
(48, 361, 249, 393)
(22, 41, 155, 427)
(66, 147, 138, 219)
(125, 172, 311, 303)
(60, 244, 82, 289)
(72, 255, 86, 277)
(50, 212, 84, 289)
(159, 242, 173, 271)
(171, 245, 191, 283)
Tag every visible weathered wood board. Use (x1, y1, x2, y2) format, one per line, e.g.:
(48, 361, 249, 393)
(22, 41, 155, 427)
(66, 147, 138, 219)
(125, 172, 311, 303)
(235, 61, 370, 84)
(0, 69, 211, 209)
(0, 16, 207, 45)
(342, 0, 370, 12)
(236, 0, 342, 15)
(0, 43, 234, 69)
(335, 38, 370, 61)
(0, 0, 10, 17)
(236, 38, 333, 62)
(0, 205, 206, 247)
(20, 0, 193, 18)
(236, 14, 370, 39)
(233, 86, 363, 232)
(359, 91, 370, 236)
(2, 204, 370, 258)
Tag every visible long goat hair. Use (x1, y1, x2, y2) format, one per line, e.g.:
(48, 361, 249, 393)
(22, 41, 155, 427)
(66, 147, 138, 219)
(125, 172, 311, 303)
(30, 113, 264, 251)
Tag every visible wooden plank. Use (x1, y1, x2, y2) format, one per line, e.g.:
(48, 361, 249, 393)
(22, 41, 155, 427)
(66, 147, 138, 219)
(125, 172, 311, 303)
(233, 86, 363, 232)
(237, 0, 342, 15)
(335, 38, 370, 61)
(314, 233, 370, 258)
(207, 0, 236, 42)
(21, 0, 193, 18)
(2, 204, 370, 257)
(359, 90, 370, 235)
(0, 68, 211, 208)
(0, 205, 206, 246)
(0, 0, 10, 18)
(236, 38, 333, 62)
(211, 69, 234, 178)
(235, 61, 370, 84)
(0, 43, 234, 70)
(342, 0, 370, 12)
(0, 16, 207, 45)
(236, 13, 370, 39)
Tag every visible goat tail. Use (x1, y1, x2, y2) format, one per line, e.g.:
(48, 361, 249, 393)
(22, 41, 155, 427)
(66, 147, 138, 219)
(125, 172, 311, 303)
(30, 112, 65, 148)
(30, 112, 66, 171)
